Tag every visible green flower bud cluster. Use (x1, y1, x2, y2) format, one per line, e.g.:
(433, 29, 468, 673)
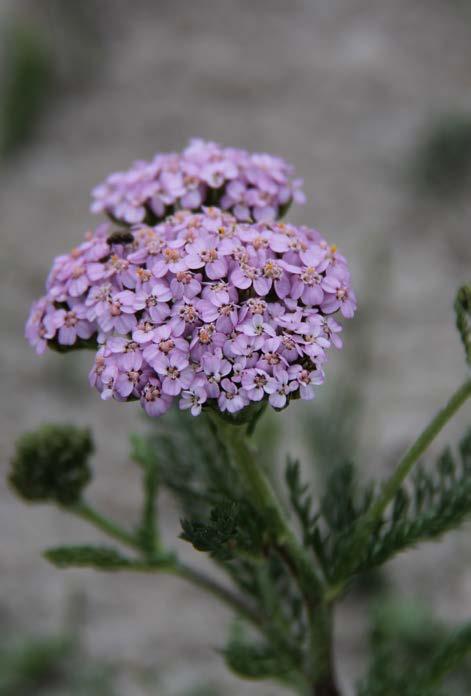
(9, 424, 93, 505)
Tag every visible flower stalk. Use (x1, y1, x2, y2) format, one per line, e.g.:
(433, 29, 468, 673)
(210, 413, 339, 694)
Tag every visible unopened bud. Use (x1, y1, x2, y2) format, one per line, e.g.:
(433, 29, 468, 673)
(9, 424, 93, 505)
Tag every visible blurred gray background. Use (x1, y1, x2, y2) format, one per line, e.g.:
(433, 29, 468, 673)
(1, 1, 471, 694)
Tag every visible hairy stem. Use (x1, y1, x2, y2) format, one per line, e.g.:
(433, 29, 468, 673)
(369, 378, 471, 522)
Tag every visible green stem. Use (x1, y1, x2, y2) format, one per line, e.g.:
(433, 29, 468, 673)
(212, 416, 324, 596)
(369, 378, 471, 523)
(139, 460, 159, 555)
(71, 502, 139, 550)
(310, 605, 339, 696)
(210, 414, 337, 692)
(324, 379, 471, 607)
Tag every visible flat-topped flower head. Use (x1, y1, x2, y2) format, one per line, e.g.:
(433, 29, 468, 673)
(90, 138, 305, 226)
(26, 208, 356, 419)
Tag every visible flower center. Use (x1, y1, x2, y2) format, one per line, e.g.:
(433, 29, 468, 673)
(247, 299, 267, 315)
(198, 325, 214, 344)
(218, 303, 234, 317)
(211, 281, 228, 293)
(299, 370, 310, 384)
(289, 239, 304, 251)
(176, 271, 193, 284)
(146, 240, 162, 255)
(301, 267, 321, 285)
(159, 339, 175, 353)
(138, 321, 153, 334)
(265, 352, 280, 365)
(128, 370, 141, 384)
(253, 236, 268, 250)
(95, 357, 105, 374)
(201, 249, 218, 263)
(164, 248, 181, 263)
(242, 264, 259, 280)
(71, 264, 85, 278)
(179, 304, 198, 322)
(263, 261, 282, 280)
(64, 311, 77, 327)
(184, 174, 199, 188)
(136, 268, 152, 282)
(167, 366, 180, 380)
(110, 255, 129, 272)
(144, 385, 161, 401)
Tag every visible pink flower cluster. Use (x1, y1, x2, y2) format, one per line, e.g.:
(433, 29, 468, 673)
(91, 139, 305, 225)
(26, 208, 356, 419)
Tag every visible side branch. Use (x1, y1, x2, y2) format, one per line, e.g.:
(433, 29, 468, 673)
(369, 378, 471, 523)
(71, 501, 261, 629)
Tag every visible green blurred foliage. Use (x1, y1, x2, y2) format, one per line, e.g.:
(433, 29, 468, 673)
(359, 597, 471, 696)
(0, 3, 108, 161)
(0, 21, 53, 158)
(0, 633, 115, 696)
(412, 113, 471, 198)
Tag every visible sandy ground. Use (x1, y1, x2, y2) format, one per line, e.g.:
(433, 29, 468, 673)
(1, 1, 471, 694)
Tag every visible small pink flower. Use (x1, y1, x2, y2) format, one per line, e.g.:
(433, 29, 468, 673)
(240, 315, 277, 340)
(105, 336, 144, 370)
(180, 386, 207, 416)
(241, 368, 271, 401)
(25, 297, 54, 354)
(140, 378, 173, 416)
(153, 352, 194, 396)
(184, 238, 229, 279)
(288, 364, 324, 400)
(265, 368, 298, 409)
(152, 240, 187, 275)
(170, 271, 202, 300)
(201, 351, 231, 398)
(53, 305, 95, 345)
(143, 325, 188, 369)
(218, 379, 249, 414)
(322, 268, 357, 318)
